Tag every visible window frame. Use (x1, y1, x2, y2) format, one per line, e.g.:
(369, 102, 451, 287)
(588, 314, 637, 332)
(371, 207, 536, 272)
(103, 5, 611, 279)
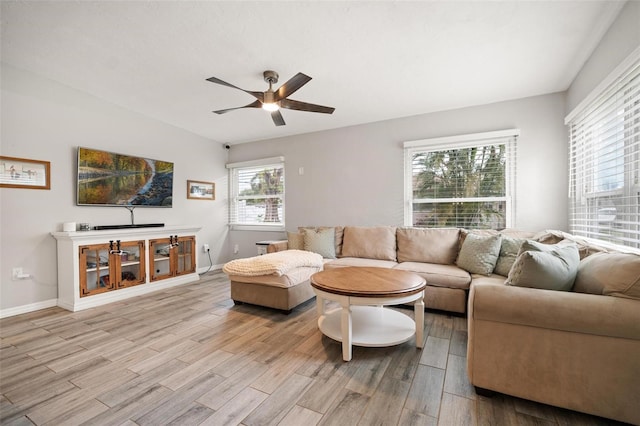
(403, 129, 519, 229)
(226, 156, 285, 232)
(565, 47, 640, 248)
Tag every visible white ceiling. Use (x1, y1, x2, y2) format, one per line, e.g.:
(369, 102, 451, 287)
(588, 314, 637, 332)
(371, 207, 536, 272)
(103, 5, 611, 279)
(0, 1, 624, 145)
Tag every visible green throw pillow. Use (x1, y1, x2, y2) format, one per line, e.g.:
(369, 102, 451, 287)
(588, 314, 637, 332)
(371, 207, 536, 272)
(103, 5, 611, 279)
(506, 240, 580, 291)
(303, 227, 336, 259)
(456, 233, 502, 276)
(494, 236, 526, 276)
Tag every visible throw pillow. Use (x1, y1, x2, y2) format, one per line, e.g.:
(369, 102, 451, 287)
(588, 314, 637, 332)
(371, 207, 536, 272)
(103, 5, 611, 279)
(506, 240, 580, 291)
(341, 226, 397, 261)
(493, 236, 526, 276)
(299, 226, 344, 256)
(573, 252, 640, 300)
(303, 228, 336, 259)
(287, 232, 304, 250)
(456, 233, 502, 276)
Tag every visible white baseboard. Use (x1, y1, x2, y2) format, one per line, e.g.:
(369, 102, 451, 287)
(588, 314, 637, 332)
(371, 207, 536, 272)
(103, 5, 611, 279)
(0, 265, 226, 318)
(0, 299, 58, 319)
(198, 264, 224, 274)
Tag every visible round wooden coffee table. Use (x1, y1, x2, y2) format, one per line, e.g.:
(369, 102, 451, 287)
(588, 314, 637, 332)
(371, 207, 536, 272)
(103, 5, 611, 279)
(310, 267, 426, 361)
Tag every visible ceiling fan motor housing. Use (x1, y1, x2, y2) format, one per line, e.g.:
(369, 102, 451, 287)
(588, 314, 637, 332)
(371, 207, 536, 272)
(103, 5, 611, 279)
(263, 70, 279, 84)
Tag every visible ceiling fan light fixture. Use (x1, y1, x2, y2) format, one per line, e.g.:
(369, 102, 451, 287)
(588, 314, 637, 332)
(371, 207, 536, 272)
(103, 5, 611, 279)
(207, 70, 334, 126)
(262, 102, 279, 112)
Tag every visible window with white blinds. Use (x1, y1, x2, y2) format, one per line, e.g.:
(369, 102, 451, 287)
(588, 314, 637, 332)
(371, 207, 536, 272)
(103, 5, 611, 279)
(226, 157, 285, 229)
(566, 53, 640, 248)
(404, 129, 518, 229)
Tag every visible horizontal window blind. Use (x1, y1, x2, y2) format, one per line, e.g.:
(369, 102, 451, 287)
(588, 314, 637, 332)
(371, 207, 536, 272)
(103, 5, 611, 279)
(227, 158, 285, 227)
(567, 55, 640, 248)
(404, 130, 518, 229)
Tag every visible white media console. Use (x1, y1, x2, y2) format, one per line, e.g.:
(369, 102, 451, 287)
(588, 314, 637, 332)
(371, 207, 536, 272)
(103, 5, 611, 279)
(51, 225, 201, 311)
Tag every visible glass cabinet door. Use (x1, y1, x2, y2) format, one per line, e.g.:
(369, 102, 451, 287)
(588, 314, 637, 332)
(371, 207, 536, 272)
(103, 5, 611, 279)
(175, 236, 196, 276)
(149, 235, 196, 281)
(149, 238, 173, 281)
(116, 240, 146, 288)
(79, 244, 113, 297)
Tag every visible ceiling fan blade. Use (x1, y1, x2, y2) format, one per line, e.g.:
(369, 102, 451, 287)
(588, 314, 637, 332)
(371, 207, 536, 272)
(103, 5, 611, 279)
(279, 98, 335, 114)
(213, 100, 262, 115)
(271, 110, 286, 126)
(275, 73, 312, 101)
(206, 76, 264, 101)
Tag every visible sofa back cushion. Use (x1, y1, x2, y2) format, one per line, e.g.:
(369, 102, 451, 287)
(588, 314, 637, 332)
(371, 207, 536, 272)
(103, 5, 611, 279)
(396, 227, 460, 264)
(341, 226, 397, 261)
(573, 252, 640, 300)
(287, 231, 304, 250)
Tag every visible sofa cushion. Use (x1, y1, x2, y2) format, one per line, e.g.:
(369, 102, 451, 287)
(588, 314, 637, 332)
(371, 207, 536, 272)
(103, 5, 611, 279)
(302, 228, 336, 259)
(471, 273, 508, 286)
(228, 266, 320, 288)
(506, 240, 580, 291)
(341, 226, 397, 261)
(324, 257, 398, 269)
(287, 232, 304, 250)
(299, 226, 344, 256)
(573, 252, 640, 300)
(534, 229, 607, 259)
(396, 227, 460, 265)
(456, 233, 502, 275)
(394, 262, 471, 290)
(494, 236, 526, 276)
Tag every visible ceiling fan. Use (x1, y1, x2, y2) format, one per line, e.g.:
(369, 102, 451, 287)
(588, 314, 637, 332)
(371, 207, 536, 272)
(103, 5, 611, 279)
(206, 70, 335, 126)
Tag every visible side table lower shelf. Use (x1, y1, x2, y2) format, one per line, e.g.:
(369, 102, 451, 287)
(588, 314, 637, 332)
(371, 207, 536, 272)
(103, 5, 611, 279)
(318, 305, 416, 347)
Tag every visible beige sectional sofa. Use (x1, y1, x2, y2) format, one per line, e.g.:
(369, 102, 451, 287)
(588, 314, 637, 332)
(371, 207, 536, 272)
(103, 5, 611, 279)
(264, 225, 536, 314)
(229, 225, 640, 424)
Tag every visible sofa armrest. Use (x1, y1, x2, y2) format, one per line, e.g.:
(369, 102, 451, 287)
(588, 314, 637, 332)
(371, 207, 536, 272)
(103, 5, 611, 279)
(469, 283, 640, 340)
(467, 282, 640, 425)
(267, 240, 289, 253)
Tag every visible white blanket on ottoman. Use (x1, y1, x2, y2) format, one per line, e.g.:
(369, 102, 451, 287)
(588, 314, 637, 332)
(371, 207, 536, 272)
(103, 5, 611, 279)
(223, 250, 323, 277)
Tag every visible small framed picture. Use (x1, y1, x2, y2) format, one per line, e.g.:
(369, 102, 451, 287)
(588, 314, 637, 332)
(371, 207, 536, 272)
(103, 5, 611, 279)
(0, 156, 51, 190)
(187, 180, 215, 200)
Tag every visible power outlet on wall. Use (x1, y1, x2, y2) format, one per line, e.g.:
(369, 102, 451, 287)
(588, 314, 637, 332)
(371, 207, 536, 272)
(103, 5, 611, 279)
(203, 243, 209, 253)
(12, 267, 30, 280)
(234, 244, 239, 254)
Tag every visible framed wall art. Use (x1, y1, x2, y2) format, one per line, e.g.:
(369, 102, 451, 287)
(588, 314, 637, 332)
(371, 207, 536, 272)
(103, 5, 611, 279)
(0, 156, 51, 190)
(187, 180, 215, 200)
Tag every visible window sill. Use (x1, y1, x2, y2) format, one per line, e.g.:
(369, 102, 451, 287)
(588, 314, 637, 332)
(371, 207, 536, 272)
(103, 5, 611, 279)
(229, 224, 285, 232)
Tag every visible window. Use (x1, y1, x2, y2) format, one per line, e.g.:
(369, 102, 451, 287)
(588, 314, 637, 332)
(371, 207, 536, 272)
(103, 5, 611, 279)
(566, 52, 640, 248)
(404, 129, 518, 229)
(226, 156, 285, 230)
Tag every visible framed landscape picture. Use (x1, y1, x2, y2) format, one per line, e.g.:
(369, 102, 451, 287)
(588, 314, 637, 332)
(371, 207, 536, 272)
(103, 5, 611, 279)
(187, 180, 215, 200)
(0, 156, 51, 190)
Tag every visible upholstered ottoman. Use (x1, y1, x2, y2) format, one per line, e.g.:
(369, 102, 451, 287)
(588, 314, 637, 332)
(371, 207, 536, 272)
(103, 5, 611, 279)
(223, 250, 323, 313)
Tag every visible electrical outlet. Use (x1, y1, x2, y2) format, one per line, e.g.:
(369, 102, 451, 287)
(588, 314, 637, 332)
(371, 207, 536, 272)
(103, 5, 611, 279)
(12, 267, 23, 280)
(203, 243, 209, 253)
(234, 244, 239, 254)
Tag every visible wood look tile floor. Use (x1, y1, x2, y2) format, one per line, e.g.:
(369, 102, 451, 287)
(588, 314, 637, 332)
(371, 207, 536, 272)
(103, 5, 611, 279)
(0, 272, 628, 426)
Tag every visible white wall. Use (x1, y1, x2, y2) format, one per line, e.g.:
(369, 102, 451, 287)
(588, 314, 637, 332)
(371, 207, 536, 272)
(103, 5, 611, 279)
(0, 65, 229, 311)
(566, 0, 640, 113)
(227, 92, 568, 260)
